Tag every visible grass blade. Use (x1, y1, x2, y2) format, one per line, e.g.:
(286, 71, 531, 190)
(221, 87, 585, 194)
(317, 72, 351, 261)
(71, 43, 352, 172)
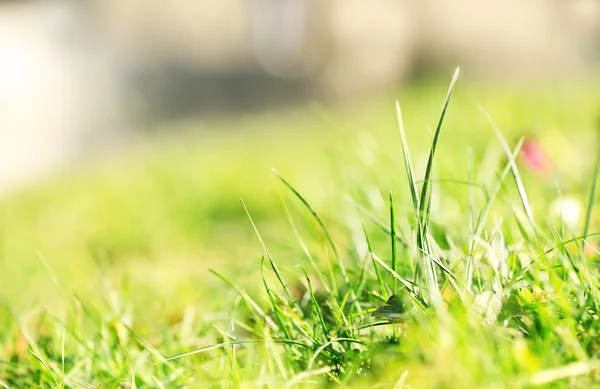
(159, 340, 260, 363)
(299, 266, 331, 343)
(583, 153, 600, 238)
(273, 169, 362, 315)
(277, 183, 336, 297)
(371, 254, 432, 314)
(351, 200, 406, 246)
(240, 198, 298, 312)
(362, 223, 389, 300)
(260, 257, 293, 341)
(395, 100, 420, 213)
(210, 269, 279, 331)
(389, 192, 398, 293)
(417, 67, 460, 246)
(272, 169, 348, 286)
(479, 106, 535, 226)
(415, 67, 460, 300)
(472, 138, 525, 244)
(521, 360, 600, 386)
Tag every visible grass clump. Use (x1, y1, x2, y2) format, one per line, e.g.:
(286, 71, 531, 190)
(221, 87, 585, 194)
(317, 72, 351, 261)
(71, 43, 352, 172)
(2, 72, 600, 388)
(158, 70, 600, 388)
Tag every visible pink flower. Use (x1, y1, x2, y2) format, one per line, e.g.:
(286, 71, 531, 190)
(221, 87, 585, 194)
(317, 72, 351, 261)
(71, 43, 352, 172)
(520, 137, 549, 172)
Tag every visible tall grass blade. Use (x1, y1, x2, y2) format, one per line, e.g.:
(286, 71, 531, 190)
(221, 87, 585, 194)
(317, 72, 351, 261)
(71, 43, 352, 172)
(395, 100, 420, 212)
(479, 106, 535, 226)
(277, 185, 336, 297)
(371, 254, 432, 314)
(277, 193, 351, 329)
(417, 67, 460, 245)
(273, 169, 361, 316)
(466, 148, 475, 290)
(362, 223, 389, 299)
(260, 257, 293, 340)
(299, 267, 330, 342)
(210, 269, 279, 331)
(416, 67, 460, 301)
(351, 200, 406, 246)
(472, 138, 525, 244)
(241, 198, 298, 311)
(583, 153, 600, 238)
(272, 169, 349, 286)
(389, 192, 398, 293)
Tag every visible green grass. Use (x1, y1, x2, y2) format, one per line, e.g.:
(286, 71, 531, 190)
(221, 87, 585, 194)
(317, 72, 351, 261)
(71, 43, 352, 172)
(1, 73, 600, 388)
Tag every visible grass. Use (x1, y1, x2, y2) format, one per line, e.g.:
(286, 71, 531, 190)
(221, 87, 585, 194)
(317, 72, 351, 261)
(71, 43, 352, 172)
(1, 72, 600, 388)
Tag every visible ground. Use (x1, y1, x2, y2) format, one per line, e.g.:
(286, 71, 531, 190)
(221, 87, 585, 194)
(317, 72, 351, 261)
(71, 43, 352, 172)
(1, 75, 600, 388)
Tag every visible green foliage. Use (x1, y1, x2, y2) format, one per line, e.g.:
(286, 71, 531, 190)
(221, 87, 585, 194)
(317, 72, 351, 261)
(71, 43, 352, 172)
(1, 74, 600, 387)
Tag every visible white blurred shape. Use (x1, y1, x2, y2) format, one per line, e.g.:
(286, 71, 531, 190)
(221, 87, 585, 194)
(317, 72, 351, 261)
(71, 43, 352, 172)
(0, 1, 121, 194)
(321, 0, 415, 99)
(251, 0, 311, 78)
(474, 291, 503, 326)
(414, 0, 586, 77)
(93, 0, 251, 71)
(550, 197, 582, 229)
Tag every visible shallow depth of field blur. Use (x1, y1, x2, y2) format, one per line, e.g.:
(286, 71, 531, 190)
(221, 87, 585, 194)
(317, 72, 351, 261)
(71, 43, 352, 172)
(1, 1, 600, 388)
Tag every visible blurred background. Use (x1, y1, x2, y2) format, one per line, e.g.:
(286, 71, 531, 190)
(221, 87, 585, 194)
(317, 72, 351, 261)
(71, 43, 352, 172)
(3, 3, 600, 386)
(1, 0, 600, 313)
(2, 0, 600, 192)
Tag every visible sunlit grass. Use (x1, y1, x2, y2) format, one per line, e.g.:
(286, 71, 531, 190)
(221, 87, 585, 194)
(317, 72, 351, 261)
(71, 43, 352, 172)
(1, 74, 599, 388)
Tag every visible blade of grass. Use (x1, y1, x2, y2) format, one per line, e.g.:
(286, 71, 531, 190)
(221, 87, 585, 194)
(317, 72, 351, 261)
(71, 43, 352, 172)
(284, 366, 336, 389)
(272, 169, 349, 286)
(479, 106, 535, 227)
(472, 138, 525, 246)
(466, 147, 476, 290)
(260, 257, 293, 341)
(417, 248, 466, 295)
(60, 328, 65, 389)
(122, 323, 184, 371)
(210, 269, 279, 331)
(28, 348, 60, 387)
(583, 153, 600, 238)
(299, 267, 331, 343)
(521, 360, 600, 386)
(362, 223, 389, 300)
(371, 254, 432, 314)
(262, 326, 290, 381)
(396, 98, 421, 281)
(152, 377, 167, 389)
(389, 192, 401, 339)
(306, 338, 365, 370)
(277, 186, 335, 296)
(273, 169, 361, 314)
(260, 258, 319, 344)
(351, 200, 406, 246)
(241, 199, 299, 313)
(395, 100, 420, 213)
(417, 67, 460, 248)
(540, 232, 600, 257)
(279, 184, 353, 332)
(413, 178, 489, 195)
(390, 192, 398, 293)
(415, 67, 460, 300)
(158, 339, 311, 363)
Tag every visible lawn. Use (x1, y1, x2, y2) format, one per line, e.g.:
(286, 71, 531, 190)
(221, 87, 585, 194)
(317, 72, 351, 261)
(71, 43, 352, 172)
(1, 71, 600, 388)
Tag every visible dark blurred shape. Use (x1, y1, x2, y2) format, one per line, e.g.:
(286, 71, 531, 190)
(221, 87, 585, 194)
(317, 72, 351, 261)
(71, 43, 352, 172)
(129, 66, 313, 119)
(90, 0, 600, 111)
